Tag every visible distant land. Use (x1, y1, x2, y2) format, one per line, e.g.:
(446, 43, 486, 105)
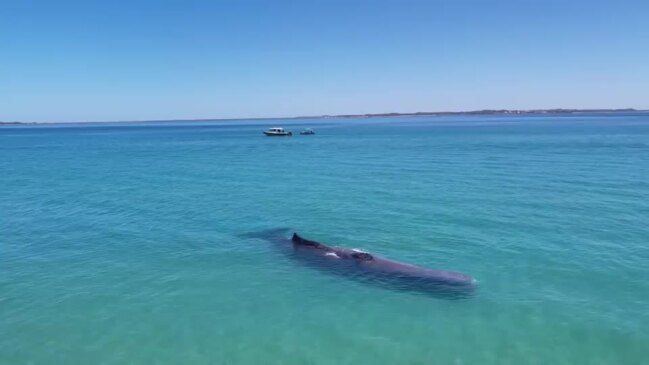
(297, 108, 641, 119)
(0, 108, 644, 125)
(0, 121, 40, 125)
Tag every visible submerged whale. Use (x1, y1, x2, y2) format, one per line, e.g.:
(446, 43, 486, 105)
(246, 228, 477, 298)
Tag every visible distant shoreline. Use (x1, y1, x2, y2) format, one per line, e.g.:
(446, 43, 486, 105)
(1, 108, 644, 125)
(296, 108, 642, 119)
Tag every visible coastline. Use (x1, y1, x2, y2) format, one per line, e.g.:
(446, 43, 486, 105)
(0, 108, 644, 126)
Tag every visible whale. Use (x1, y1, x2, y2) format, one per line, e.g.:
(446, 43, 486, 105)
(245, 228, 477, 298)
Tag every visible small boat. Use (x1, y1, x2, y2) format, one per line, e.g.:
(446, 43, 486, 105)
(300, 128, 315, 135)
(263, 127, 292, 136)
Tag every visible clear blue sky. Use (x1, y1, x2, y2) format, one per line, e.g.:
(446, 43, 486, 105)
(1, 0, 648, 122)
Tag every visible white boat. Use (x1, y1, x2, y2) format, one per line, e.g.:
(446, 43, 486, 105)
(300, 128, 315, 135)
(263, 127, 292, 136)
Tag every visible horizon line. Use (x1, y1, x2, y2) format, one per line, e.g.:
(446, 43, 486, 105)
(1, 107, 647, 125)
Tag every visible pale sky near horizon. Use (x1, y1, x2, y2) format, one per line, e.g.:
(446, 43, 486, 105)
(1, 0, 648, 123)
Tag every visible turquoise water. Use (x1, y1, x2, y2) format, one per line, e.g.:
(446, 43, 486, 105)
(2, 114, 648, 364)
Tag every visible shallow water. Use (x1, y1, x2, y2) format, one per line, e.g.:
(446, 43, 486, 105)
(2, 114, 649, 364)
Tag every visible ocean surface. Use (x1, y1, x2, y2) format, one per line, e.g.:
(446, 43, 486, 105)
(2, 113, 648, 365)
